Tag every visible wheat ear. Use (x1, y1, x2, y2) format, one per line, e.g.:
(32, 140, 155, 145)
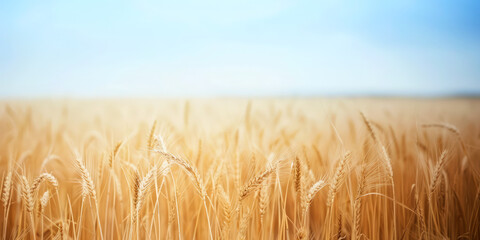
(1, 171, 12, 207)
(20, 176, 34, 213)
(259, 179, 269, 224)
(133, 165, 158, 223)
(361, 112, 397, 237)
(304, 179, 327, 212)
(156, 148, 213, 240)
(327, 152, 351, 207)
(30, 173, 58, 196)
(354, 160, 367, 240)
(167, 197, 176, 239)
(38, 190, 50, 217)
(415, 190, 427, 238)
(294, 156, 305, 213)
(422, 123, 460, 135)
(296, 227, 307, 240)
(238, 207, 250, 240)
(361, 112, 393, 178)
(75, 156, 96, 200)
(21, 176, 36, 240)
(109, 140, 124, 168)
(218, 185, 232, 238)
(147, 121, 157, 150)
(294, 156, 302, 193)
(155, 150, 206, 198)
(337, 213, 342, 239)
(239, 163, 277, 201)
(131, 168, 140, 208)
(423, 122, 467, 156)
(52, 221, 63, 240)
(429, 150, 448, 198)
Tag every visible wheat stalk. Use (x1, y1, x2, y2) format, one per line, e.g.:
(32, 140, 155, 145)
(155, 150, 206, 198)
(299, 178, 327, 240)
(415, 189, 427, 239)
(361, 112, 397, 236)
(112, 171, 124, 202)
(157, 150, 213, 239)
(360, 112, 380, 143)
(354, 160, 367, 240)
(133, 165, 158, 223)
(361, 112, 393, 178)
(306, 180, 327, 205)
(147, 121, 157, 151)
(218, 185, 232, 238)
(327, 151, 351, 207)
(429, 150, 448, 198)
(75, 156, 96, 200)
(109, 140, 124, 168)
(74, 155, 104, 239)
(20, 175, 36, 240)
(422, 123, 468, 160)
(304, 179, 327, 212)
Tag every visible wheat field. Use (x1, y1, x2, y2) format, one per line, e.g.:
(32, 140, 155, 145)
(0, 98, 479, 240)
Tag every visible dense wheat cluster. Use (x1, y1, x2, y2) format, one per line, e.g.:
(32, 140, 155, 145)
(1, 98, 479, 239)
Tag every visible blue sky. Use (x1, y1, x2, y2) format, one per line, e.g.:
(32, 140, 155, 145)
(1, 0, 480, 97)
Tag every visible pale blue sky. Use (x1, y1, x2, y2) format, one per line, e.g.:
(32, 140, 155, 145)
(1, 0, 480, 97)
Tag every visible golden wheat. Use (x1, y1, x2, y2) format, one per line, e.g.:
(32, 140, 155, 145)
(429, 150, 448, 198)
(30, 173, 58, 196)
(133, 165, 158, 223)
(1, 171, 12, 207)
(327, 151, 351, 207)
(0, 99, 479, 239)
(239, 163, 277, 201)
